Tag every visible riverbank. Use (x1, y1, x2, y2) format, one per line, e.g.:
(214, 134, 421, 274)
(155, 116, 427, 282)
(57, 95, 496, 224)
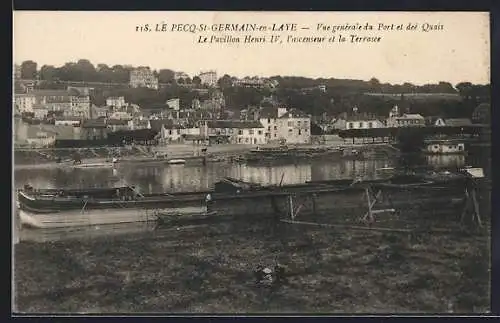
(13, 217, 489, 313)
(14, 144, 347, 170)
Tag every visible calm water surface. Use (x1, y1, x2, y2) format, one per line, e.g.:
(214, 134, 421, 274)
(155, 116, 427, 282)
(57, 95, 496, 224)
(14, 153, 489, 243)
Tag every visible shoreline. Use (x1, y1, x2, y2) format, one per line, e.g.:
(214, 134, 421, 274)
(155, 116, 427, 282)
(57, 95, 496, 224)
(14, 144, 349, 170)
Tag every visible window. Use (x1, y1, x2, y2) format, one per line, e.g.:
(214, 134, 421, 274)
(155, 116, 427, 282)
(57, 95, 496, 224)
(274, 134, 277, 137)
(297, 121, 301, 126)
(304, 121, 309, 127)
(288, 129, 293, 132)
(298, 129, 302, 135)
(168, 130, 172, 135)
(368, 122, 373, 128)
(249, 129, 254, 135)
(258, 130, 262, 135)
(267, 118, 271, 123)
(288, 121, 293, 127)
(238, 130, 243, 135)
(274, 126, 277, 130)
(347, 123, 353, 129)
(245, 138, 249, 143)
(357, 122, 362, 128)
(268, 126, 271, 130)
(458, 145, 463, 151)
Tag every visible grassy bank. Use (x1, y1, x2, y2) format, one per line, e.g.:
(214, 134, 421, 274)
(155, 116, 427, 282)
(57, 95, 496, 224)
(13, 218, 490, 314)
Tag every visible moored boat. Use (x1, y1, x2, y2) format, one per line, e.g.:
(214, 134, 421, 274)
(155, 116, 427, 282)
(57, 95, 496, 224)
(73, 162, 116, 169)
(19, 205, 207, 229)
(17, 169, 483, 229)
(167, 159, 186, 165)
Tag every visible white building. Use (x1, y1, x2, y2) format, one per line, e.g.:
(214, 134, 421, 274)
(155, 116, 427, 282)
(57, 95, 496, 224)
(258, 106, 287, 142)
(109, 111, 133, 120)
(69, 94, 91, 119)
(149, 119, 200, 143)
(106, 96, 126, 109)
(198, 70, 218, 87)
(233, 121, 266, 145)
(276, 108, 311, 144)
(14, 94, 37, 113)
(174, 72, 190, 80)
(345, 118, 385, 130)
(129, 67, 159, 90)
(33, 105, 49, 119)
(55, 118, 81, 126)
(26, 126, 57, 148)
(425, 141, 466, 154)
(202, 120, 265, 144)
(387, 113, 425, 127)
(166, 98, 180, 111)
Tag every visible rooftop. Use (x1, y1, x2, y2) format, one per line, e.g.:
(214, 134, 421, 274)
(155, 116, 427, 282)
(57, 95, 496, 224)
(207, 120, 264, 129)
(259, 107, 279, 119)
(279, 108, 310, 119)
(81, 118, 107, 128)
(107, 119, 130, 126)
(396, 113, 425, 119)
(443, 118, 473, 127)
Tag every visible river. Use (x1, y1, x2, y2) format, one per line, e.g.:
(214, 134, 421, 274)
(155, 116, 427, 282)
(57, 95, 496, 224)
(13, 153, 489, 243)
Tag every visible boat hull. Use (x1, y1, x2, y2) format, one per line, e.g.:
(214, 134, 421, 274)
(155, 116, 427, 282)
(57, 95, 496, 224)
(19, 205, 207, 229)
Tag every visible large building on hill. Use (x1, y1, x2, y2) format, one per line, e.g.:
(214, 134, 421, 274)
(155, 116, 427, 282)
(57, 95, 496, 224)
(198, 70, 218, 87)
(14, 88, 91, 119)
(129, 67, 159, 90)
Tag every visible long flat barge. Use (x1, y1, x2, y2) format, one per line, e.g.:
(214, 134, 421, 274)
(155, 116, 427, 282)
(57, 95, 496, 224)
(17, 170, 484, 229)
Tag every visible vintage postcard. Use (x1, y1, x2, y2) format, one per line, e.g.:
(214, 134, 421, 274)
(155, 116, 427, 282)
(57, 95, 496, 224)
(12, 11, 491, 314)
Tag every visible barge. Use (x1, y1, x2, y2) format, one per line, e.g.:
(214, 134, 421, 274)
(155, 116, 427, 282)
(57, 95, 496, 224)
(244, 146, 342, 165)
(17, 169, 485, 229)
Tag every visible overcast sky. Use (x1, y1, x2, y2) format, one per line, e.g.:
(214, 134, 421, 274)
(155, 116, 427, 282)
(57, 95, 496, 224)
(13, 11, 490, 85)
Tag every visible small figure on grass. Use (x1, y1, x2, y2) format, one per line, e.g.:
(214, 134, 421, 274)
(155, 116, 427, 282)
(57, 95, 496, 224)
(273, 263, 288, 285)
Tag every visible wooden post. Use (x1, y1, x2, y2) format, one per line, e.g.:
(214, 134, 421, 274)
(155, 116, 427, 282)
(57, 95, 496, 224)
(460, 188, 470, 224)
(365, 187, 373, 222)
(289, 195, 294, 220)
(81, 200, 88, 214)
(471, 188, 482, 227)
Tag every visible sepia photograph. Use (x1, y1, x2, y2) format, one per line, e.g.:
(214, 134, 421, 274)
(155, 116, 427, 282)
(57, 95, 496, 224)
(12, 11, 491, 314)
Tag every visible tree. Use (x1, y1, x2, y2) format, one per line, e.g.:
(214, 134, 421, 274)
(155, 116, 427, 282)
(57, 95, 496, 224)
(368, 77, 381, 92)
(20, 60, 37, 79)
(192, 76, 202, 86)
(218, 74, 233, 89)
(177, 78, 185, 84)
(110, 65, 131, 83)
(75, 59, 97, 82)
(39, 65, 58, 81)
(158, 69, 175, 83)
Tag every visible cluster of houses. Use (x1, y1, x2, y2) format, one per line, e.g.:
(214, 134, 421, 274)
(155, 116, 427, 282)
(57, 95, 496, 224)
(13, 82, 490, 149)
(13, 87, 314, 148)
(149, 105, 311, 146)
(316, 104, 489, 134)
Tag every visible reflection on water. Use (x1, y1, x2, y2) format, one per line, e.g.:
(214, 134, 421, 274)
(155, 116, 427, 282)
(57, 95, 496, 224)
(14, 154, 489, 193)
(15, 159, 397, 194)
(425, 155, 465, 169)
(14, 151, 489, 243)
